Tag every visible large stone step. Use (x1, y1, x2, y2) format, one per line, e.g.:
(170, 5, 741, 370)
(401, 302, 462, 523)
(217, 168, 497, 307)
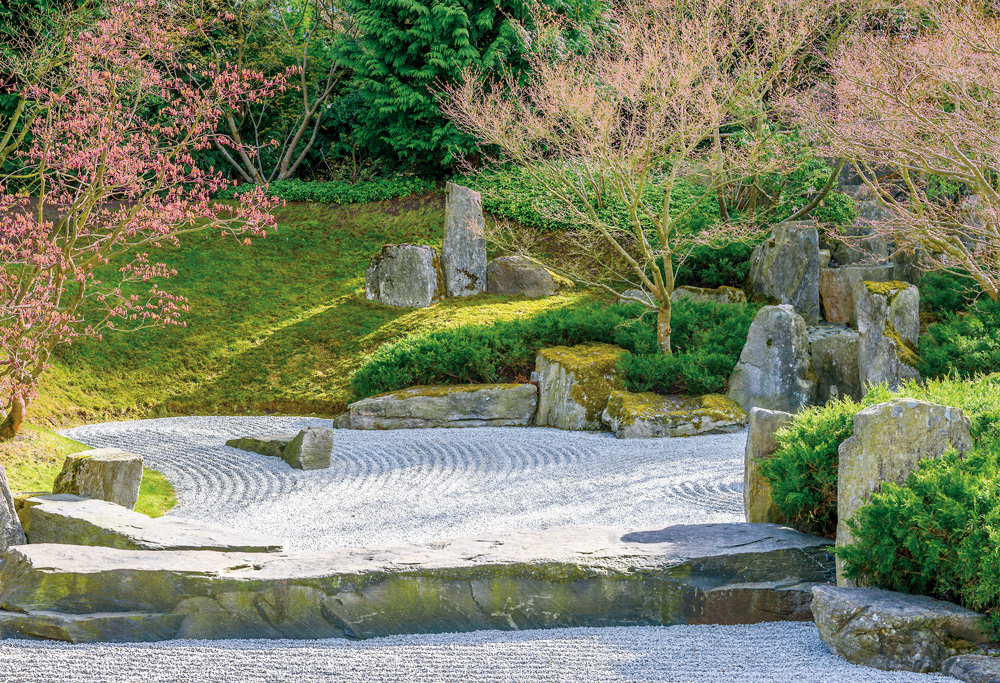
(19, 495, 283, 553)
(0, 523, 833, 643)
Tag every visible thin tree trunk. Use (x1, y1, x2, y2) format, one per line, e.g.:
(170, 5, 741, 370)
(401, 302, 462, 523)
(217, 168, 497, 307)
(0, 393, 26, 441)
(657, 304, 672, 355)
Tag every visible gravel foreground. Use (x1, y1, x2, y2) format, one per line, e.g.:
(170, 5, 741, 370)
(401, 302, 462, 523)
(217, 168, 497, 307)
(19, 417, 946, 683)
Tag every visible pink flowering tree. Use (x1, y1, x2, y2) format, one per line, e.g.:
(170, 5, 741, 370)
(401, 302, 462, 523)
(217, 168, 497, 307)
(0, 1, 284, 440)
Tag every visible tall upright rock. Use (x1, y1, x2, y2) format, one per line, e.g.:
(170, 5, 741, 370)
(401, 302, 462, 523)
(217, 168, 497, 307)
(441, 183, 487, 297)
(855, 281, 920, 392)
(0, 463, 26, 551)
(748, 222, 821, 324)
(727, 305, 816, 414)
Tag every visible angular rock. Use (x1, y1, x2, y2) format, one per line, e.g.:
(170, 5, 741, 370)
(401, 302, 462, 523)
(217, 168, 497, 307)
(0, 463, 25, 551)
(856, 281, 921, 392)
(602, 391, 746, 439)
(0, 523, 834, 642)
(225, 434, 294, 459)
(283, 427, 333, 470)
(810, 329, 862, 403)
(818, 264, 894, 325)
(486, 256, 569, 299)
(441, 183, 487, 297)
(671, 285, 747, 306)
(727, 305, 816, 414)
(534, 344, 625, 430)
(52, 448, 143, 510)
(744, 408, 794, 524)
(943, 655, 1000, 683)
(338, 384, 538, 430)
(836, 399, 972, 585)
(812, 585, 988, 673)
(893, 247, 929, 286)
(365, 244, 443, 308)
(748, 222, 821, 324)
(19, 494, 282, 552)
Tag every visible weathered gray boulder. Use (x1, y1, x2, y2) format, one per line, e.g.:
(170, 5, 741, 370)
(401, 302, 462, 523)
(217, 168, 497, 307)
(893, 247, 929, 286)
(0, 523, 834, 643)
(828, 226, 889, 266)
(365, 244, 443, 308)
(283, 428, 333, 470)
(486, 256, 567, 299)
(856, 281, 920, 392)
(748, 222, 821, 324)
(836, 399, 972, 585)
(601, 391, 747, 439)
(225, 434, 293, 459)
(943, 655, 1000, 683)
(19, 495, 282, 553)
(337, 384, 538, 430)
(534, 344, 625, 431)
(727, 305, 816, 414)
(617, 288, 655, 306)
(810, 328, 862, 403)
(52, 448, 143, 510)
(441, 183, 487, 297)
(0, 463, 25, 551)
(812, 585, 988, 673)
(744, 408, 793, 524)
(818, 264, 894, 325)
(671, 285, 747, 305)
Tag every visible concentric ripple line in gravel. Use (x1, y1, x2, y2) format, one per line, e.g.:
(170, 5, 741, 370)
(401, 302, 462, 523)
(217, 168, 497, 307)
(0, 623, 949, 682)
(62, 417, 747, 551)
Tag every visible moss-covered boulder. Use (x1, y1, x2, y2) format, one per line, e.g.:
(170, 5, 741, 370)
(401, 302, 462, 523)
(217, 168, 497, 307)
(812, 585, 988, 673)
(856, 280, 920, 393)
(486, 256, 570, 299)
(52, 448, 143, 510)
(225, 435, 294, 459)
(365, 244, 444, 308)
(534, 344, 625, 430)
(836, 399, 972, 586)
(601, 391, 746, 439)
(338, 384, 538, 429)
(744, 407, 793, 524)
(672, 285, 747, 305)
(283, 427, 333, 470)
(818, 264, 893, 325)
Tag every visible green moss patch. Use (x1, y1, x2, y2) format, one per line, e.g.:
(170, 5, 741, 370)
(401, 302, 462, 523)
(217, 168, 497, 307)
(381, 384, 527, 400)
(863, 280, 910, 301)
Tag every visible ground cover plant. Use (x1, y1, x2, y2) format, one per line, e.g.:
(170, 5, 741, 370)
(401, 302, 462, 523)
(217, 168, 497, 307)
(218, 177, 437, 205)
(349, 298, 760, 399)
(761, 376, 1000, 538)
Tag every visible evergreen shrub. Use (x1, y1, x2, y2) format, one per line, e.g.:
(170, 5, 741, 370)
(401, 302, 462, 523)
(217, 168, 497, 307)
(218, 178, 435, 205)
(349, 299, 759, 399)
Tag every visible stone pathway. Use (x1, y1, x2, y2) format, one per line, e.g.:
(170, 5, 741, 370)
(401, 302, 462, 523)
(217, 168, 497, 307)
(63, 417, 747, 551)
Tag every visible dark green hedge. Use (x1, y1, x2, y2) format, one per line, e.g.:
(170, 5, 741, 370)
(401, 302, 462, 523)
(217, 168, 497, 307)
(218, 177, 436, 204)
(349, 299, 759, 400)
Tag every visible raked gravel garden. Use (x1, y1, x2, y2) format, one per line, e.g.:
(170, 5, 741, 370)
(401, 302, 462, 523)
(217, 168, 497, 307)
(0, 420, 948, 682)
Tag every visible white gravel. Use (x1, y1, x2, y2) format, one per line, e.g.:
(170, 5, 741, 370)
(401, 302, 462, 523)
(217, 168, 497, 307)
(63, 417, 747, 551)
(20, 417, 943, 683)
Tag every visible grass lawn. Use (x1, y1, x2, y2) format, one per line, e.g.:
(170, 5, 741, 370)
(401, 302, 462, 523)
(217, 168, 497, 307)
(9, 191, 588, 497)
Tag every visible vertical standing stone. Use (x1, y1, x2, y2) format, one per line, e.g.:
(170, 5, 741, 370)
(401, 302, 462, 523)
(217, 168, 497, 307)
(441, 183, 487, 297)
(727, 305, 817, 414)
(744, 407, 794, 523)
(856, 281, 920, 393)
(748, 222, 821, 324)
(0, 463, 26, 550)
(836, 399, 972, 585)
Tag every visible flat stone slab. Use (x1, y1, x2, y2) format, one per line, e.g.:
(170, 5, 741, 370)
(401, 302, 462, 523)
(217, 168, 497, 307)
(225, 435, 294, 458)
(812, 585, 989, 673)
(337, 384, 538, 429)
(19, 495, 283, 553)
(0, 523, 833, 642)
(602, 391, 747, 438)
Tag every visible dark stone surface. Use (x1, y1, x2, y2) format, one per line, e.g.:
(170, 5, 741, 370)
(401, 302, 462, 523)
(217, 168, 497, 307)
(0, 523, 834, 642)
(943, 655, 1000, 683)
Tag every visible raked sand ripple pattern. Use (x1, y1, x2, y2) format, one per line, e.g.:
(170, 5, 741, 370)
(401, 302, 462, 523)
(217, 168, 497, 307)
(63, 417, 746, 551)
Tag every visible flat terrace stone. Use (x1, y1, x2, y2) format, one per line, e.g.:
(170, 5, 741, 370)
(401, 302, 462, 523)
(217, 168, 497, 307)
(18, 495, 283, 553)
(0, 523, 833, 643)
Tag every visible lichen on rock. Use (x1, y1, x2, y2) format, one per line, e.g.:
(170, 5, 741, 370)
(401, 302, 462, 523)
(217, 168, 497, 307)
(602, 390, 747, 438)
(534, 343, 625, 430)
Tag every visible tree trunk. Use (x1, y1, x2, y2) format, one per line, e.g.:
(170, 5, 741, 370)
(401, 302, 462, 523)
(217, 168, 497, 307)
(0, 393, 26, 441)
(657, 303, 672, 355)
